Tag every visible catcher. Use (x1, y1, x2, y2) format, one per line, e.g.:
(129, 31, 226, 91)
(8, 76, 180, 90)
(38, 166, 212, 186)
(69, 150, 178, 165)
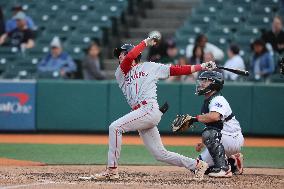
(171, 71, 244, 177)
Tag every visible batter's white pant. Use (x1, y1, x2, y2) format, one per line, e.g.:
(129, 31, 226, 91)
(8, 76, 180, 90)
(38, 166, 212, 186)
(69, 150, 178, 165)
(199, 131, 244, 166)
(107, 101, 197, 170)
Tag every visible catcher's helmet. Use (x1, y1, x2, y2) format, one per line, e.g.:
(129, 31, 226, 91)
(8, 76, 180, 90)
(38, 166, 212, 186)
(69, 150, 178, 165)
(113, 44, 141, 62)
(196, 71, 224, 95)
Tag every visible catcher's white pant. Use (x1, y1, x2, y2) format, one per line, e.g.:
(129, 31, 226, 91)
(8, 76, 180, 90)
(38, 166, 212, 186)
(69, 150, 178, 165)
(200, 131, 244, 166)
(107, 101, 197, 170)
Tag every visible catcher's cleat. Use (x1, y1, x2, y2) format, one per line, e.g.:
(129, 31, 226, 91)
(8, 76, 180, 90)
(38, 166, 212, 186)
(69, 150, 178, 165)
(194, 159, 209, 180)
(208, 167, 232, 178)
(229, 153, 244, 175)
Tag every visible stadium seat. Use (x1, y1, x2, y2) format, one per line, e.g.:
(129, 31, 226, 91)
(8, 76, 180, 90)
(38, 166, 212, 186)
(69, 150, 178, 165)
(216, 15, 243, 32)
(85, 14, 112, 29)
(221, 5, 249, 22)
(0, 47, 21, 61)
(253, 0, 280, 12)
(36, 71, 62, 79)
(246, 16, 271, 31)
(235, 26, 261, 39)
(191, 6, 218, 20)
(186, 15, 212, 33)
(75, 25, 104, 45)
(226, 0, 252, 9)
(201, 0, 224, 9)
(175, 24, 203, 39)
(2, 57, 37, 79)
(231, 35, 254, 56)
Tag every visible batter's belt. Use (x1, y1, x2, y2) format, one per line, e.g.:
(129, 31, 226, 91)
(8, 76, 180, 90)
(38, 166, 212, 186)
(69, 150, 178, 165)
(132, 100, 169, 114)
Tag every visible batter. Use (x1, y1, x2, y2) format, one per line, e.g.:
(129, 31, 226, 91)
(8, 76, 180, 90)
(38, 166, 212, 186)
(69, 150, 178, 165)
(80, 34, 216, 181)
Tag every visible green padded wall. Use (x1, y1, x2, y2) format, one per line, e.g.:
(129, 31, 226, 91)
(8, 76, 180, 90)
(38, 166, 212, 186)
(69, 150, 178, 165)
(108, 81, 131, 125)
(36, 80, 109, 131)
(222, 83, 253, 135)
(35, 80, 284, 136)
(251, 83, 284, 135)
(157, 82, 181, 132)
(180, 83, 205, 134)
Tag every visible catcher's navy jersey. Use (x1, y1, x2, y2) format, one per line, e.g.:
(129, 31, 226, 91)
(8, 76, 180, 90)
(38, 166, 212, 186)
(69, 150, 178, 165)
(209, 96, 242, 133)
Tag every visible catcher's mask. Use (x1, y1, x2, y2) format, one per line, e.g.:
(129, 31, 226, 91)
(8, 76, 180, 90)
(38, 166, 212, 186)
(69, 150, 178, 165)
(196, 71, 224, 96)
(113, 44, 141, 63)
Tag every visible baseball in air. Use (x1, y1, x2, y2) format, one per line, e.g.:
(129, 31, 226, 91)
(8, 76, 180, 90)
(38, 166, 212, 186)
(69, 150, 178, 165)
(148, 30, 161, 43)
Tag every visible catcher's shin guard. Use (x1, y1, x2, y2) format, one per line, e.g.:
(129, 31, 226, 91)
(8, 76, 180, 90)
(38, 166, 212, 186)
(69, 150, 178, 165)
(202, 128, 230, 171)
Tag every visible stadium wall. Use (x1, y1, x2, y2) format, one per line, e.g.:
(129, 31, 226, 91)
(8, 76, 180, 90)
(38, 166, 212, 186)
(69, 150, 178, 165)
(0, 80, 283, 136)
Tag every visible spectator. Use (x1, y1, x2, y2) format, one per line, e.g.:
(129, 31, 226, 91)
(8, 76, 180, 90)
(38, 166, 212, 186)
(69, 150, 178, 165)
(186, 34, 224, 62)
(0, 6, 5, 35)
(82, 42, 106, 80)
(160, 39, 179, 64)
(147, 30, 168, 62)
(188, 45, 204, 65)
(223, 44, 245, 81)
(261, 15, 284, 54)
(37, 37, 77, 79)
(250, 39, 275, 81)
(5, 5, 36, 33)
(0, 11, 35, 50)
(203, 51, 215, 63)
(166, 56, 195, 83)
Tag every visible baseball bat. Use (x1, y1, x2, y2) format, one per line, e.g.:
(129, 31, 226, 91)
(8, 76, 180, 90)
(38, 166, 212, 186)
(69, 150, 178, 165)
(218, 66, 250, 76)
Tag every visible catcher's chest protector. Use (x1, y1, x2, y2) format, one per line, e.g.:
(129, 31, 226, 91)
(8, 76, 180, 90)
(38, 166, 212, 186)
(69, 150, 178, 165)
(201, 93, 223, 130)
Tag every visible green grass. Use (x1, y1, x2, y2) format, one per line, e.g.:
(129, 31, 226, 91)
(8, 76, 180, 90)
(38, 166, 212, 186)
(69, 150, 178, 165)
(0, 144, 284, 168)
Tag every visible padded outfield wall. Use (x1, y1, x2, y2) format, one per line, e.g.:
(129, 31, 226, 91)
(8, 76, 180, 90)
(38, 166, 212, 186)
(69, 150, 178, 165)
(1, 80, 283, 136)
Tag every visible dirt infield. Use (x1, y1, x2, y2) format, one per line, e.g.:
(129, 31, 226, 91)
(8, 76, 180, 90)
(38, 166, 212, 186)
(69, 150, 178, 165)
(0, 134, 284, 188)
(0, 158, 46, 166)
(0, 165, 283, 189)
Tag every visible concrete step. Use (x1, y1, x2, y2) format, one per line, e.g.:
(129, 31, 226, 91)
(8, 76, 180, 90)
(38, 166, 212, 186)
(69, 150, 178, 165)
(145, 9, 191, 19)
(128, 28, 177, 38)
(153, 0, 199, 9)
(139, 18, 184, 28)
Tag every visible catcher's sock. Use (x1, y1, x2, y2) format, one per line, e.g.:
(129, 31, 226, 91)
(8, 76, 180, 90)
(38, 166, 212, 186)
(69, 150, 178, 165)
(229, 153, 244, 175)
(228, 158, 237, 173)
(204, 166, 215, 175)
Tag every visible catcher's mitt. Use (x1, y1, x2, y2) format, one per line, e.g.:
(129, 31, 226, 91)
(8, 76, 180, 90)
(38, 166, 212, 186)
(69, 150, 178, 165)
(171, 114, 197, 132)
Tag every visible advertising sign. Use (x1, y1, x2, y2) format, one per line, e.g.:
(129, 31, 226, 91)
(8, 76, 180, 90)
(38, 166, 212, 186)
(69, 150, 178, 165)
(0, 80, 36, 131)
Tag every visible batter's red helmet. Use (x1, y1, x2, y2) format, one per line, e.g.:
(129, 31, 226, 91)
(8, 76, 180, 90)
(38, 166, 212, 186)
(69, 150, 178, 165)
(113, 44, 141, 61)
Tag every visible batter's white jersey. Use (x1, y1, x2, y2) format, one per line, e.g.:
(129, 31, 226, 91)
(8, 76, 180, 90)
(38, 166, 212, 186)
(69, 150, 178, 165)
(115, 62, 170, 108)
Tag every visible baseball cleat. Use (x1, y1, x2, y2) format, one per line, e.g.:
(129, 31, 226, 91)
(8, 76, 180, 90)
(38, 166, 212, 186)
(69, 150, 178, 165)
(78, 175, 95, 181)
(93, 168, 119, 180)
(78, 168, 119, 181)
(208, 167, 232, 178)
(230, 153, 244, 175)
(194, 159, 209, 180)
